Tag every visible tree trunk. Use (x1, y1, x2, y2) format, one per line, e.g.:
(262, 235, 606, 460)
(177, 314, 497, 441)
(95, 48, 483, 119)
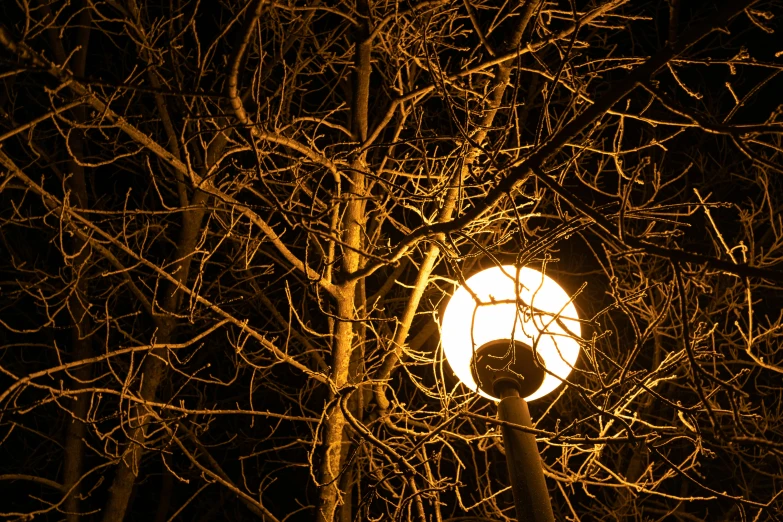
(101, 198, 208, 521)
(317, 1, 371, 518)
(42, 5, 94, 519)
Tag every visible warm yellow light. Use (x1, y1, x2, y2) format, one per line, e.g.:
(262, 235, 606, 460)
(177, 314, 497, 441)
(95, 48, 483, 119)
(440, 265, 581, 402)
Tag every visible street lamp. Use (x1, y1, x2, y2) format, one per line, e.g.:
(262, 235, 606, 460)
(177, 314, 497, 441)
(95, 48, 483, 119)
(441, 265, 582, 522)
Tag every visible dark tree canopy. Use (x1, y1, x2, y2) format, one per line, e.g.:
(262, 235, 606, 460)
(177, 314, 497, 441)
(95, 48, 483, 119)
(1, 0, 782, 521)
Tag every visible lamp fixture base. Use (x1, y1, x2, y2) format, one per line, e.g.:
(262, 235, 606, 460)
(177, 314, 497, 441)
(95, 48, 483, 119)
(470, 339, 546, 399)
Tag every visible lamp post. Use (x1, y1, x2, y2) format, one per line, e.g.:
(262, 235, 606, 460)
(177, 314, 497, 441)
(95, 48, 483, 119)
(441, 265, 582, 522)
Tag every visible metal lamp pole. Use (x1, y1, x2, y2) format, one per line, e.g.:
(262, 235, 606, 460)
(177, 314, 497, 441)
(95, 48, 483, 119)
(471, 339, 556, 522)
(495, 379, 555, 522)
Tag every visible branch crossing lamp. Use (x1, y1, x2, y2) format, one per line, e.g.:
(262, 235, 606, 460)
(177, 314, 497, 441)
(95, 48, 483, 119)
(441, 265, 582, 522)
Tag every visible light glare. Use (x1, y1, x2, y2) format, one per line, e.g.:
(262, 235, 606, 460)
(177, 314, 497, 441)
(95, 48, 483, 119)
(440, 265, 581, 401)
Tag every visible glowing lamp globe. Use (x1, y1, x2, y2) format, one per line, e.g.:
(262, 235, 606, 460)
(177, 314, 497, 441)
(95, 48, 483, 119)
(441, 266, 581, 402)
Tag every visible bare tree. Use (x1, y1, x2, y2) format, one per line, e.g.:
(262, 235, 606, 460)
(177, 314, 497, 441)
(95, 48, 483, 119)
(1, 0, 782, 521)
